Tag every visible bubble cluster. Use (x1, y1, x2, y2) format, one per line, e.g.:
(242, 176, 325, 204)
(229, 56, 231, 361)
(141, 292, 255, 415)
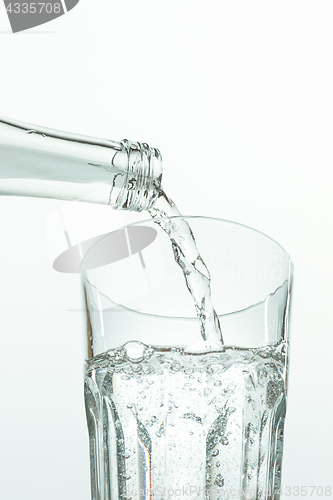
(85, 341, 287, 498)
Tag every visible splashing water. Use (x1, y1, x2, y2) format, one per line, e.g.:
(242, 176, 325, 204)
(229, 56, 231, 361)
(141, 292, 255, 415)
(149, 190, 223, 349)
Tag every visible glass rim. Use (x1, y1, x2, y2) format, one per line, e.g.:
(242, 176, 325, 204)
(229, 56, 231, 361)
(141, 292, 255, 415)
(81, 276, 290, 322)
(80, 214, 294, 270)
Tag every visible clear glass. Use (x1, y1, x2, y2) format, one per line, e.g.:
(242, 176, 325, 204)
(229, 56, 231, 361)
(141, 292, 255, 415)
(0, 116, 162, 210)
(81, 217, 293, 500)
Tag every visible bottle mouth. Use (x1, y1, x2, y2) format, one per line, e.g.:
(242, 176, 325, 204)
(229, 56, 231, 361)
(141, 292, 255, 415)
(109, 139, 163, 211)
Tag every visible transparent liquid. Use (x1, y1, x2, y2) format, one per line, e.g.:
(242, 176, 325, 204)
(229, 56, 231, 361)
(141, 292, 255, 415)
(149, 190, 223, 348)
(85, 341, 286, 500)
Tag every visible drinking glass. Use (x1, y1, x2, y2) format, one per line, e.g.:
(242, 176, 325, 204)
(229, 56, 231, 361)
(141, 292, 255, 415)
(81, 217, 293, 500)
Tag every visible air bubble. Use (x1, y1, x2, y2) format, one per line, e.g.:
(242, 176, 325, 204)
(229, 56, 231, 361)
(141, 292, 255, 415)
(124, 341, 146, 363)
(156, 422, 165, 437)
(259, 346, 272, 359)
(214, 474, 224, 487)
(278, 427, 284, 440)
(144, 347, 154, 360)
(114, 349, 125, 362)
(181, 412, 202, 424)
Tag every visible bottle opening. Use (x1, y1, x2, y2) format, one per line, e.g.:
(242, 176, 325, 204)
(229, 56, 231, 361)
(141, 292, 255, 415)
(110, 139, 163, 211)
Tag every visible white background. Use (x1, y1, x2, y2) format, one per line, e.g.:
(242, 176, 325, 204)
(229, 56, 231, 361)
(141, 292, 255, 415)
(0, 1, 332, 499)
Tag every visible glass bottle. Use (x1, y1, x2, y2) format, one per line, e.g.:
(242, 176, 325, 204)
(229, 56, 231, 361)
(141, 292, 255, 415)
(0, 116, 163, 211)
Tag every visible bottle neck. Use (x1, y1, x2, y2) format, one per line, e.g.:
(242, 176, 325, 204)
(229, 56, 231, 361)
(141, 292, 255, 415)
(0, 116, 162, 211)
(110, 139, 162, 211)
